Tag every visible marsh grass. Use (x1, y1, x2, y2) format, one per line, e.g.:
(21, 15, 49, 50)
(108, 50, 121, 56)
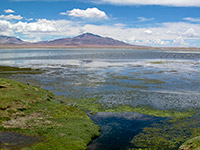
(0, 78, 100, 150)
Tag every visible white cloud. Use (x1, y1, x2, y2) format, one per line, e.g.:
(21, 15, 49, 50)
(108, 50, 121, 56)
(59, 12, 67, 15)
(66, 7, 108, 19)
(152, 39, 170, 45)
(183, 28, 199, 38)
(97, 0, 200, 7)
(14, 19, 60, 33)
(183, 17, 200, 22)
(143, 29, 153, 35)
(1, 17, 200, 47)
(4, 9, 15, 13)
(173, 37, 189, 46)
(0, 14, 23, 20)
(138, 17, 154, 22)
(25, 18, 34, 21)
(23, 37, 41, 43)
(0, 20, 13, 35)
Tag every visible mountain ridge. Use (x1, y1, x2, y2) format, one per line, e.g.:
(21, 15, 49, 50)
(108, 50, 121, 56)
(0, 35, 29, 45)
(36, 33, 132, 47)
(0, 33, 134, 47)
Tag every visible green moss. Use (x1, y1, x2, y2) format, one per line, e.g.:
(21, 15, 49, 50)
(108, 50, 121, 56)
(0, 78, 100, 150)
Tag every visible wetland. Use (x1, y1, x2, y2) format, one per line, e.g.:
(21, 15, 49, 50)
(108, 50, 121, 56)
(0, 48, 200, 149)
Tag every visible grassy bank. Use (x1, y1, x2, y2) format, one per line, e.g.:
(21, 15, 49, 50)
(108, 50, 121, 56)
(0, 78, 100, 150)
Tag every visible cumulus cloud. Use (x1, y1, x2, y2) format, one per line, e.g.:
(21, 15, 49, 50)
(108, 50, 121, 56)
(64, 7, 108, 19)
(97, 0, 200, 7)
(183, 17, 200, 22)
(0, 20, 13, 35)
(4, 9, 15, 13)
(0, 14, 23, 20)
(138, 17, 154, 22)
(183, 28, 199, 38)
(143, 29, 153, 35)
(1, 17, 200, 47)
(14, 19, 63, 33)
(173, 37, 189, 46)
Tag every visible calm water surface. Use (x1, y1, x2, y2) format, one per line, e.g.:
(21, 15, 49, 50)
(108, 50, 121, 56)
(0, 48, 200, 149)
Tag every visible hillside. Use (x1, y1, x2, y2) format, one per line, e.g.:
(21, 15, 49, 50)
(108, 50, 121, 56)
(36, 33, 131, 47)
(0, 35, 29, 45)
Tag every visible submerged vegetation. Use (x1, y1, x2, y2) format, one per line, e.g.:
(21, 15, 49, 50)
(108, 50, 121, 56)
(131, 115, 200, 150)
(65, 97, 194, 118)
(0, 78, 100, 150)
(0, 66, 43, 75)
(0, 57, 200, 150)
(66, 97, 200, 150)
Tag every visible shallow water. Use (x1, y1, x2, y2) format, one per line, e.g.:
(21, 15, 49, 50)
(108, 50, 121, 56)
(0, 132, 40, 149)
(88, 112, 164, 150)
(0, 48, 200, 149)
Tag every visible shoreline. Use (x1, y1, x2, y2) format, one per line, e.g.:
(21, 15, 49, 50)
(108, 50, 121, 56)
(0, 45, 200, 50)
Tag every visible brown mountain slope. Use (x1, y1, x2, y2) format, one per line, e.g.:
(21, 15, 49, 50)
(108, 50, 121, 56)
(0, 35, 29, 45)
(36, 33, 132, 47)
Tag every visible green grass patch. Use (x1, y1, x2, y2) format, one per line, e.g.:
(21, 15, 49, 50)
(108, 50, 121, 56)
(179, 136, 200, 150)
(0, 78, 100, 150)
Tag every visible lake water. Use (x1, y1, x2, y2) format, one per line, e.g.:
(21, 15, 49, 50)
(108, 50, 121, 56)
(0, 48, 200, 149)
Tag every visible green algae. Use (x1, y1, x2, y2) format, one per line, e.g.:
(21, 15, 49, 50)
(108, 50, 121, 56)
(130, 115, 200, 150)
(108, 73, 165, 86)
(0, 66, 43, 75)
(0, 78, 100, 150)
(104, 105, 194, 118)
(61, 97, 194, 118)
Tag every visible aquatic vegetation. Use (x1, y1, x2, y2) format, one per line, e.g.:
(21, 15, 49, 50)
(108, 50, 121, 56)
(0, 78, 100, 150)
(131, 115, 200, 150)
(0, 66, 44, 75)
(150, 61, 175, 64)
(0, 49, 200, 150)
(105, 105, 194, 118)
(64, 97, 194, 118)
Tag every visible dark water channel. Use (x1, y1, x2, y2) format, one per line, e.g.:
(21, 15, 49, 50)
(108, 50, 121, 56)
(88, 112, 164, 150)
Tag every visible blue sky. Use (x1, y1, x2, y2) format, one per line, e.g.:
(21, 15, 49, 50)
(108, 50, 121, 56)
(0, 0, 200, 47)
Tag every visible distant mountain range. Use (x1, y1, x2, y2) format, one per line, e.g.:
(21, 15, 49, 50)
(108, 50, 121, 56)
(0, 35, 28, 45)
(0, 33, 135, 47)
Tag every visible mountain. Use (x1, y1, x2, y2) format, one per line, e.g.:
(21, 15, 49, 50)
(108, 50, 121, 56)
(0, 33, 137, 47)
(0, 35, 29, 45)
(37, 33, 131, 47)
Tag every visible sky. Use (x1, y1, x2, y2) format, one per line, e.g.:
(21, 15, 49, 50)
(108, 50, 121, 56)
(0, 0, 200, 47)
